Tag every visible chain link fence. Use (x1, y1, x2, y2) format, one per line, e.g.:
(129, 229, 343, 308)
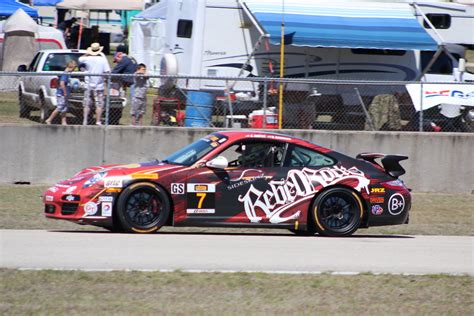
(0, 72, 472, 132)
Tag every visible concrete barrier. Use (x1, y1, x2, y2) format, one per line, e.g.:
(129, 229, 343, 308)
(1, 124, 472, 193)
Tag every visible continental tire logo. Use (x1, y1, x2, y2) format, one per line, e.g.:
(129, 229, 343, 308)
(388, 193, 405, 215)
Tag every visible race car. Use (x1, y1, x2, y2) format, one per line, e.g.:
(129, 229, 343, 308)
(43, 131, 411, 236)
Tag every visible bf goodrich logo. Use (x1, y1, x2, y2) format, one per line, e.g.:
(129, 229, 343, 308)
(388, 193, 405, 215)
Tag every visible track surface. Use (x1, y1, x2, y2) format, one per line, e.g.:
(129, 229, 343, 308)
(1, 230, 472, 275)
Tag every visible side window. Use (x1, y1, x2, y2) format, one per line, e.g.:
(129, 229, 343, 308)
(218, 141, 286, 168)
(289, 146, 335, 168)
(177, 19, 193, 38)
(29, 53, 41, 71)
(423, 14, 451, 29)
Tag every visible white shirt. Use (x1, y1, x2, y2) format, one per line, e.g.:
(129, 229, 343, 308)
(79, 55, 111, 90)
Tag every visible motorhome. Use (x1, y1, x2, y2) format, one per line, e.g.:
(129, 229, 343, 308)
(135, 0, 473, 94)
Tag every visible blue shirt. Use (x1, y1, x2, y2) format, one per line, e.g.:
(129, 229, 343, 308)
(56, 73, 71, 97)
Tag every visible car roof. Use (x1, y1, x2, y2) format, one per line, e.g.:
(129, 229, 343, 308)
(38, 49, 88, 54)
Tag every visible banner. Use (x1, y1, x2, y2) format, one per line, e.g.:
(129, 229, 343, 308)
(406, 83, 474, 112)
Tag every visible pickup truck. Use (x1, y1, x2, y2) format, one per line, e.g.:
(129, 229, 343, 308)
(17, 49, 126, 124)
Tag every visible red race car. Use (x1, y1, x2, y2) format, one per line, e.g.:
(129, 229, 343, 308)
(43, 131, 411, 236)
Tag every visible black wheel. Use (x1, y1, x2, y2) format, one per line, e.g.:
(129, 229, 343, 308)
(39, 93, 52, 123)
(312, 188, 363, 237)
(116, 182, 170, 233)
(19, 89, 31, 118)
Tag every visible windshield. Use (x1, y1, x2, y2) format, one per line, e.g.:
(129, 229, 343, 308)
(163, 134, 228, 166)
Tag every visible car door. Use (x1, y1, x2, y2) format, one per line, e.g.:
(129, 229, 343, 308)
(183, 140, 296, 226)
(24, 52, 42, 96)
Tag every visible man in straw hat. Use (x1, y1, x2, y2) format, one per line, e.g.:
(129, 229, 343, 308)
(79, 42, 111, 125)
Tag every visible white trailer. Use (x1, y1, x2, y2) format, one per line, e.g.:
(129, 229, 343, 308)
(142, 0, 473, 93)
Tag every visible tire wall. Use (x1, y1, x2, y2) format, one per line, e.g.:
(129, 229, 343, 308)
(0, 124, 472, 193)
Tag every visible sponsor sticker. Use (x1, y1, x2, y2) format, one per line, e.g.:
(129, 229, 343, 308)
(101, 202, 112, 217)
(64, 195, 76, 202)
(104, 177, 124, 188)
(48, 186, 59, 193)
(171, 183, 185, 194)
(370, 197, 385, 204)
(371, 205, 384, 215)
(388, 193, 405, 215)
(99, 196, 113, 202)
(187, 183, 216, 193)
(186, 209, 215, 214)
(45, 195, 54, 202)
(65, 186, 77, 194)
(84, 202, 98, 216)
(371, 187, 385, 193)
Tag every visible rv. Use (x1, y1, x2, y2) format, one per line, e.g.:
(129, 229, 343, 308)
(136, 0, 473, 93)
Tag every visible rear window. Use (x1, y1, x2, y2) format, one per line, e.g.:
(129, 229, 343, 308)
(42, 53, 82, 71)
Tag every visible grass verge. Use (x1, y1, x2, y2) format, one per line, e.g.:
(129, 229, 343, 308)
(1, 185, 472, 235)
(0, 269, 472, 315)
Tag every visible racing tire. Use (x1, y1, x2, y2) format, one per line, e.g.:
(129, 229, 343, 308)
(312, 188, 363, 237)
(19, 89, 31, 118)
(116, 182, 170, 234)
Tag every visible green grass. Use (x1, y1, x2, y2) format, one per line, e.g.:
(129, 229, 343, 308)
(1, 185, 472, 235)
(0, 269, 472, 315)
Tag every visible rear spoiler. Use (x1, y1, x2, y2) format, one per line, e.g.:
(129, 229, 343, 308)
(356, 153, 408, 178)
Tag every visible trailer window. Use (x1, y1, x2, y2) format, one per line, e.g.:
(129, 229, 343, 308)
(351, 49, 406, 56)
(423, 14, 451, 29)
(177, 20, 193, 38)
(420, 51, 460, 75)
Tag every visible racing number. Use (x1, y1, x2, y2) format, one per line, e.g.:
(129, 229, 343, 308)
(196, 193, 207, 209)
(186, 184, 215, 214)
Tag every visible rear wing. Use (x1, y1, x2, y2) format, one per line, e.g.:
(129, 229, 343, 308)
(356, 153, 408, 178)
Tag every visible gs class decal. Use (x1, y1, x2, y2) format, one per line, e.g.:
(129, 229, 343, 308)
(186, 183, 216, 214)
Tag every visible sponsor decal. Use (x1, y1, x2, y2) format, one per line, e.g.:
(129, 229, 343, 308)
(186, 209, 215, 214)
(370, 197, 385, 204)
(210, 142, 218, 148)
(45, 195, 54, 202)
(104, 177, 124, 188)
(171, 183, 185, 194)
(218, 137, 227, 143)
(371, 205, 384, 215)
(84, 202, 98, 216)
(371, 187, 385, 193)
(101, 202, 112, 217)
(48, 186, 59, 193)
(187, 183, 216, 193)
(238, 166, 369, 224)
(388, 193, 405, 215)
(131, 173, 158, 179)
(63, 195, 78, 202)
(83, 172, 107, 189)
(64, 186, 77, 194)
(227, 170, 271, 190)
(99, 196, 113, 202)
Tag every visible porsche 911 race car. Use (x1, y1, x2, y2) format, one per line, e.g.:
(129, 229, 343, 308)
(43, 131, 411, 236)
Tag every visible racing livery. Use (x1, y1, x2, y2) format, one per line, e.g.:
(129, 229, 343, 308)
(43, 131, 411, 236)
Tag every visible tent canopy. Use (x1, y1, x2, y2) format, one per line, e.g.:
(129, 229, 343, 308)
(0, 0, 38, 19)
(3, 9, 38, 34)
(56, 0, 144, 11)
(241, 0, 438, 51)
(32, 0, 63, 6)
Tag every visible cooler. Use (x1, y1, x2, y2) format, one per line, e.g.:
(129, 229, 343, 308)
(249, 110, 278, 129)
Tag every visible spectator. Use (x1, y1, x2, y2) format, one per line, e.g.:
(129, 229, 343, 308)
(57, 17, 77, 48)
(131, 63, 148, 126)
(45, 60, 77, 126)
(112, 51, 137, 93)
(79, 43, 111, 125)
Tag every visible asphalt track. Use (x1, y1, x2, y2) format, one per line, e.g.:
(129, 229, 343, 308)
(1, 230, 472, 275)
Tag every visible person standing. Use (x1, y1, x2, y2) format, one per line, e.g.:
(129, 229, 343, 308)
(112, 51, 137, 97)
(131, 63, 148, 126)
(45, 60, 77, 126)
(79, 43, 110, 125)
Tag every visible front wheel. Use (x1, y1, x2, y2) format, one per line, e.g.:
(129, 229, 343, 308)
(312, 188, 363, 237)
(116, 182, 170, 233)
(19, 89, 31, 118)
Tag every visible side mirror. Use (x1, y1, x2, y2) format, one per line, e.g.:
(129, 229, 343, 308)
(17, 65, 27, 72)
(205, 156, 228, 169)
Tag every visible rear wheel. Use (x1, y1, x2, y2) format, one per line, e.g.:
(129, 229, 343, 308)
(312, 188, 363, 237)
(116, 182, 170, 233)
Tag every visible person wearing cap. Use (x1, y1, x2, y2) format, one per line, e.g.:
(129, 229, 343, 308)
(79, 43, 111, 125)
(112, 51, 137, 97)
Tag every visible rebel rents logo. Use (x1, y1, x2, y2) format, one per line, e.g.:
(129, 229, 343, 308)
(238, 166, 370, 224)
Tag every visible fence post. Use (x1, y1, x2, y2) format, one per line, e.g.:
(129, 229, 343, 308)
(225, 80, 234, 127)
(419, 82, 423, 132)
(105, 73, 111, 126)
(263, 80, 268, 129)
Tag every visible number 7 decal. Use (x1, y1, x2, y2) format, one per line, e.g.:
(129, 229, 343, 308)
(186, 184, 215, 214)
(196, 192, 207, 209)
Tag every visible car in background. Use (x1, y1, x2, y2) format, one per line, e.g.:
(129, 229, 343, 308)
(17, 49, 126, 124)
(43, 131, 411, 236)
